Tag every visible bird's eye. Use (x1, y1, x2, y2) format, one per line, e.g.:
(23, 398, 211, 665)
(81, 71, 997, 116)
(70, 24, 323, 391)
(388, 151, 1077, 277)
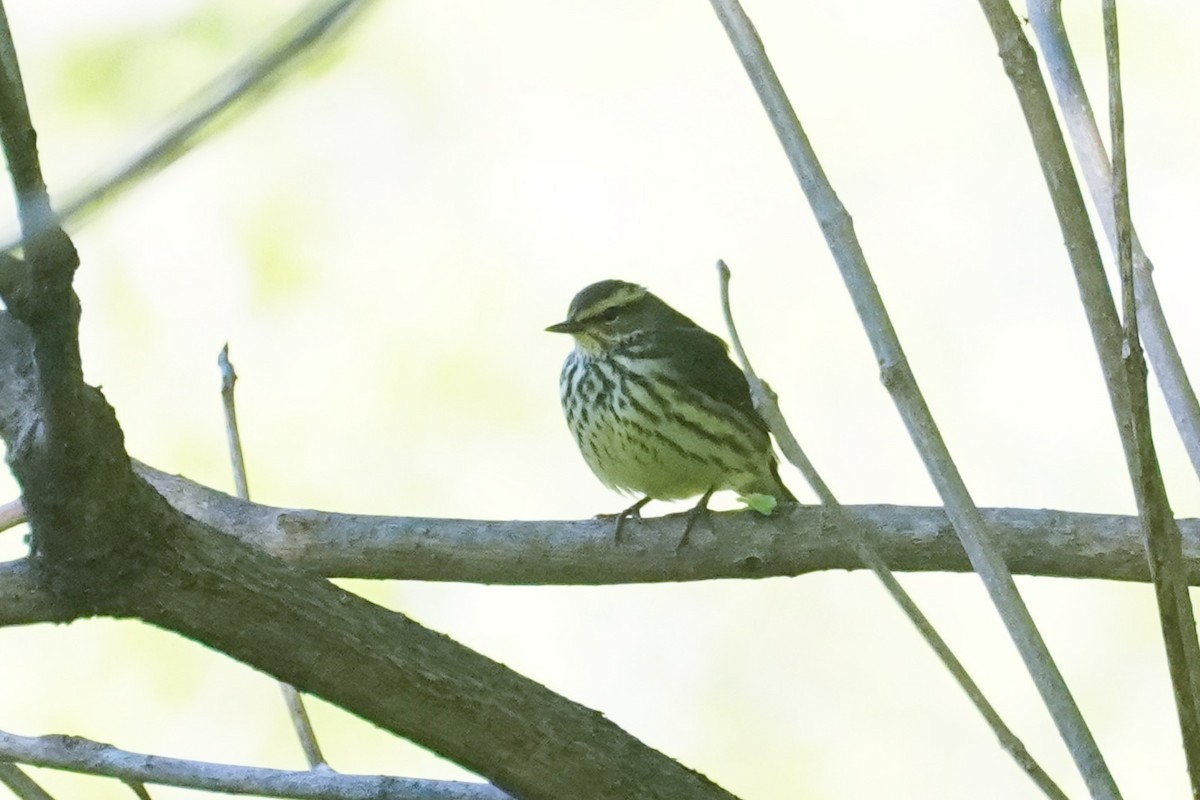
(596, 307, 622, 324)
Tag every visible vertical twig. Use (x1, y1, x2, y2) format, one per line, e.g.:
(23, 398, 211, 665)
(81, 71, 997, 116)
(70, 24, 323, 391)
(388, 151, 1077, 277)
(706, 1, 1121, 796)
(0, 2, 58, 250)
(219, 345, 251, 501)
(1103, 3, 1200, 790)
(717, 262, 1068, 799)
(218, 344, 328, 770)
(1026, 0, 1200, 481)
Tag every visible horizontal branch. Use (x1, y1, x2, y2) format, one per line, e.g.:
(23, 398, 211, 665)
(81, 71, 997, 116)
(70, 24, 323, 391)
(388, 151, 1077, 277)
(141, 466, 1200, 585)
(0, 312, 1168, 593)
(1, 470, 1194, 627)
(0, 729, 509, 800)
(2, 466, 1191, 621)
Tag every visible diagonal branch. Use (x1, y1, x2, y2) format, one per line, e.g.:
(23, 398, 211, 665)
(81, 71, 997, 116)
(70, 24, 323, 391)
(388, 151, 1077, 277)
(0, 0, 376, 253)
(1029, 0, 1200, 780)
(1026, 0, 1200, 480)
(706, 1, 1120, 796)
(1103, 2, 1200, 787)
(0, 762, 53, 800)
(718, 262, 1065, 797)
(981, 0, 1200, 786)
(0, 504, 741, 800)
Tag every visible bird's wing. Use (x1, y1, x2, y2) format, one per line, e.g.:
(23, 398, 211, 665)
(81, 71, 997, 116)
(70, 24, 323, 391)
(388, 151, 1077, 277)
(651, 327, 769, 433)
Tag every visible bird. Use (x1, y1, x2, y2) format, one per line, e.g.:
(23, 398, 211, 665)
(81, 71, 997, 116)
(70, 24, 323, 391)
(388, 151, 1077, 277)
(547, 279, 794, 544)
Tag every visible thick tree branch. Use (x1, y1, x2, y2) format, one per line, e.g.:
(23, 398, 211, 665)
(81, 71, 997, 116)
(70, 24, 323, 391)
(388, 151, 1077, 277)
(0, 455, 738, 800)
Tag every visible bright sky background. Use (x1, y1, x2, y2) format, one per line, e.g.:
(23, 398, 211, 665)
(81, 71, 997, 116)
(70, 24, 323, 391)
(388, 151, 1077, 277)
(1, 1, 1198, 798)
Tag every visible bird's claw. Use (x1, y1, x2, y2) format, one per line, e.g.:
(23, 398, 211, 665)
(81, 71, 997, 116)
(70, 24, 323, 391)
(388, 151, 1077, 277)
(675, 487, 716, 550)
(598, 496, 651, 544)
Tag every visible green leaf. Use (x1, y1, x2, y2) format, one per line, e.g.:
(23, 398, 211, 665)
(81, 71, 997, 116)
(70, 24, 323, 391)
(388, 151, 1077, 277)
(739, 493, 777, 516)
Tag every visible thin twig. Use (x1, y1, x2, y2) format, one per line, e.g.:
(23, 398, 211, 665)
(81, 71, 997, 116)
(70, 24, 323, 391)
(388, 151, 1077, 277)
(716, 261, 1067, 799)
(714, 264, 829, 506)
(706, 1, 1120, 796)
(0, 729, 510, 800)
(1104, 2, 1200, 789)
(0, 1, 55, 243)
(219, 344, 327, 769)
(122, 780, 152, 800)
(0, 0, 375, 253)
(0, 496, 25, 533)
(218, 344, 250, 500)
(0, 762, 55, 800)
(1025, 0, 1200, 481)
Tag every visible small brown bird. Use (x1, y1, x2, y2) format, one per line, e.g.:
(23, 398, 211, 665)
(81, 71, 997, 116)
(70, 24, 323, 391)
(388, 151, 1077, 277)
(547, 279, 794, 542)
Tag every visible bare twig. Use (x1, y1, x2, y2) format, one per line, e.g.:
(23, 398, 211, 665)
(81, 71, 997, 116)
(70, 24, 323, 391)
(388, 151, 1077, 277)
(0, 495, 24, 533)
(1104, 2, 1200, 788)
(0, 762, 55, 800)
(219, 344, 328, 769)
(706, 1, 1120, 796)
(1026, 0, 1200, 480)
(0, 1, 55, 243)
(716, 262, 1067, 799)
(218, 345, 250, 501)
(0, 0, 375, 253)
(122, 780, 152, 800)
(0, 729, 510, 800)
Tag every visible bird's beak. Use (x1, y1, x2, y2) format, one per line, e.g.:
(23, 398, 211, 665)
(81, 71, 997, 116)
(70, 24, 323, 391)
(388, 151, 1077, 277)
(546, 319, 584, 334)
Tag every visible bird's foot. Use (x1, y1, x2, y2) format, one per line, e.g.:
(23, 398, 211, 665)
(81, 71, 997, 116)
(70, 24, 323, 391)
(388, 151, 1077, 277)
(598, 496, 652, 544)
(676, 487, 716, 550)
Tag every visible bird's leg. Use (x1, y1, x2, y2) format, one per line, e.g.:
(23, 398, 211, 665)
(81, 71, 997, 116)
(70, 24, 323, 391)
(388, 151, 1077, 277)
(676, 487, 716, 550)
(606, 496, 651, 543)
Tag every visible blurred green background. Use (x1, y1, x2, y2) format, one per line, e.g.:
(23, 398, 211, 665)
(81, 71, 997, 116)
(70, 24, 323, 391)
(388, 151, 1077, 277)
(0, 0, 1198, 797)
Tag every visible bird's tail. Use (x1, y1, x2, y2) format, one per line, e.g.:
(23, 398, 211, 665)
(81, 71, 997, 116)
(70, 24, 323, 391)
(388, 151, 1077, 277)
(768, 460, 797, 503)
(745, 459, 795, 504)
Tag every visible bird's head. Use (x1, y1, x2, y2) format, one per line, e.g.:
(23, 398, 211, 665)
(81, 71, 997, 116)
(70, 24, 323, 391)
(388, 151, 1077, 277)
(547, 279, 685, 355)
